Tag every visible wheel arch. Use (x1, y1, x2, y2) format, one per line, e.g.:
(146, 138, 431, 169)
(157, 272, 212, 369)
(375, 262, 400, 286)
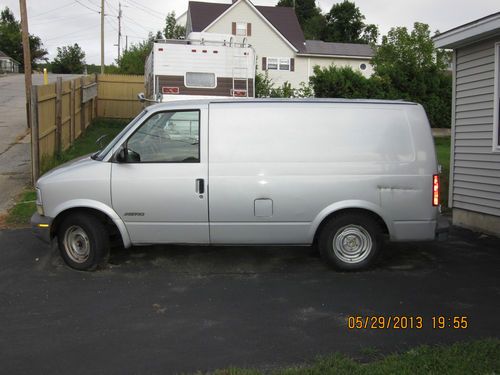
(50, 200, 132, 248)
(311, 202, 391, 245)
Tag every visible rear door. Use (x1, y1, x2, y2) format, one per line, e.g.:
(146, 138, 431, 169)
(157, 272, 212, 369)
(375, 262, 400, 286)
(111, 106, 209, 244)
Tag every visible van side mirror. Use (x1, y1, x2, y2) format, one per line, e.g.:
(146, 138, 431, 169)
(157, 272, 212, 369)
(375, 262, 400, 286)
(116, 148, 127, 162)
(116, 147, 141, 163)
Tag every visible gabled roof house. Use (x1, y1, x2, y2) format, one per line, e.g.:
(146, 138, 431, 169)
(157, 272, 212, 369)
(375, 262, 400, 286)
(0, 50, 20, 74)
(184, 0, 374, 87)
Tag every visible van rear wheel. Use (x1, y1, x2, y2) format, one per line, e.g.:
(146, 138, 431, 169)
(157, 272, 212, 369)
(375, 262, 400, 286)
(319, 213, 382, 271)
(57, 212, 109, 271)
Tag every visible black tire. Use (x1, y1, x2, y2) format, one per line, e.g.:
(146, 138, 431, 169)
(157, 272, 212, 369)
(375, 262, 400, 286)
(57, 212, 110, 271)
(318, 213, 382, 271)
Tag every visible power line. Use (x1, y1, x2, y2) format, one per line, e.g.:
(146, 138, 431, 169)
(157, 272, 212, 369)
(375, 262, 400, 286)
(123, 14, 152, 33)
(31, 3, 77, 19)
(105, 17, 118, 32)
(45, 26, 97, 41)
(74, 0, 100, 14)
(124, 0, 164, 20)
(126, 0, 162, 17)
(32, 12, 96, 26)
(104, 0, 119, 14)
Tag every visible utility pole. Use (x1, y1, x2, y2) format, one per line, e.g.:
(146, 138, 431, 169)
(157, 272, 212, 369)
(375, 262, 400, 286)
(125, 35, 128, 52)
(19, 0, 32, 129)
(117, 2, 122, 60)
(100, 0, 105, 74)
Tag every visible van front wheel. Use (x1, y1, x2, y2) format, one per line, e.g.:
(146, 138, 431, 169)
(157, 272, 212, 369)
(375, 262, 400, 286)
(57, 213, 109, 271)
(319, 213, 381, 271)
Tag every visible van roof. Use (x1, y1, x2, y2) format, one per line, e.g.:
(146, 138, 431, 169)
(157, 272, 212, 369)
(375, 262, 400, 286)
(145, 98, 419, 111)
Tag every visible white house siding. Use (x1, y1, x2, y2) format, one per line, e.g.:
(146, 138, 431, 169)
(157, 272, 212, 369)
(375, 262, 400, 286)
(203, 1, 300, 87)
(452, 36, 500, 224)
(294, 55, 373, 84)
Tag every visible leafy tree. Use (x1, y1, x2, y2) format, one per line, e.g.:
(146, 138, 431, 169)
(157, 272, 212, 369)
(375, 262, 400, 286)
(116, 40, 151, 74)
(323, 1, 378, 44)
(164, 11, 185, 39)
(51, 44, 86, 74)
(310, 22, 452, 127)
(277, 0, 325, 40)
(116, 32, 161, 74)
(85, 64, 120, 74)
(373, 22, 448, 77)
(0, 7, 47, 70)
(371, 22, 451, 127)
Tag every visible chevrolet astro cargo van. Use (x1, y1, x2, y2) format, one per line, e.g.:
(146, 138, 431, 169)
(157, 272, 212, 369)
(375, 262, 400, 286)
(31, 99, 448, 271)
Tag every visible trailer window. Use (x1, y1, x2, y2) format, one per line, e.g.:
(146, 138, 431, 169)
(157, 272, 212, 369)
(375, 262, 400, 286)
(185, 72, 216, 88)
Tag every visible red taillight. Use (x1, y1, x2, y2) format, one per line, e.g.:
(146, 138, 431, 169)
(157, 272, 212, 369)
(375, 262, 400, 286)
(433, 174, 439, 206)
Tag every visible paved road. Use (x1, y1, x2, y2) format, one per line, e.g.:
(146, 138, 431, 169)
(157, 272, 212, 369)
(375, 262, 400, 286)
(0, 227, 499, 374)
(0, 73, 83, 214)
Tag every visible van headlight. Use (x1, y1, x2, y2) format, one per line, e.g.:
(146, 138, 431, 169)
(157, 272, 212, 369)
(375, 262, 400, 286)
(35, 187, 44, 216)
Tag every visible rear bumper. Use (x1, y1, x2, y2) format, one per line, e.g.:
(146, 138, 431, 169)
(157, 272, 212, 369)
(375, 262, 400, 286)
(435, 215, 450, 241)
(391, 215, 450, 242)
(30, 213, 53, 244)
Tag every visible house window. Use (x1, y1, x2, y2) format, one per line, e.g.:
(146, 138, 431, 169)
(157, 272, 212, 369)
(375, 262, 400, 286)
(267, 58, 278, 70)
(279, 58, 290, 71)
(185, 72, 216, 88)
(236, 22, 247, 36)
(267, 57, 291, 71)
(495, 42, 500, 150)
(359, 63, 367, 71)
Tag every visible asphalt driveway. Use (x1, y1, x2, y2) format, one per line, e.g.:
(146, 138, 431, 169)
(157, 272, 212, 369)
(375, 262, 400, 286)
(0, 226, 499, 374)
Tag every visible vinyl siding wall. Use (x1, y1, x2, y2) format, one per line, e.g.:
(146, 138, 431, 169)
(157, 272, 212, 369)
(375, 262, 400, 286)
(203, 0, 298, 86)
(452, 35, 500, 218)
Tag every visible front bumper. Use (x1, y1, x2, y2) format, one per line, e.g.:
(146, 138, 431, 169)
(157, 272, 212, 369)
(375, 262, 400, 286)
(436, 215, 450, 241)
(31, 213, 53, 244)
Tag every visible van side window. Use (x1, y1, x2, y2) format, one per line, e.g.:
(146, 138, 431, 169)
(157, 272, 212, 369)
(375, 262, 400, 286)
(127, 110, 200, 163)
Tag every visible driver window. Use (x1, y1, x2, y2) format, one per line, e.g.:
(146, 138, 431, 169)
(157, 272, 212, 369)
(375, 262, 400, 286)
(127, 110, 200, 162)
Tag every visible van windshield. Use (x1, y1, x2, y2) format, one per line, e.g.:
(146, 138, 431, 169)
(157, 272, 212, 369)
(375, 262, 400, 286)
(92, 109, 148, 161)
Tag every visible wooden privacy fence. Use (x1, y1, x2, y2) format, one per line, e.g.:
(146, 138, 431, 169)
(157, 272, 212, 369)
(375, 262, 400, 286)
(31, 75, 97, 179)
(97, 74, 145, 118)
(30, 74, 145, 180)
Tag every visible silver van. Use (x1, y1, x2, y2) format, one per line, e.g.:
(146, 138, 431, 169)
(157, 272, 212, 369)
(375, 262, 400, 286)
(31, 99, 448, 271)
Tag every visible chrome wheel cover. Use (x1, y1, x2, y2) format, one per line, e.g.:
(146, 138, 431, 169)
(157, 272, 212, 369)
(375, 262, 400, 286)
(332, 224, 372, 263)
(63, 225, 90, 263)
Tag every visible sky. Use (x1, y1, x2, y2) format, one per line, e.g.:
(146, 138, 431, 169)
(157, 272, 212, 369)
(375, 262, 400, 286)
(1, 0, 499, 65)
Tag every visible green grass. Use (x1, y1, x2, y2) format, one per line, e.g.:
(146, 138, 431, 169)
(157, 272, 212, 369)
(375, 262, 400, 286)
(4, 118, 128, 226)
(4, 190, 37, 226)
(40, 118, 128, 174)
(202, 339, 499, 375)
(434, 137, 451, 209)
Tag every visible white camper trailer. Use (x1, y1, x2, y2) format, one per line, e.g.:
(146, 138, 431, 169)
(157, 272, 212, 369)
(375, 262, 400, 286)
(145, 33, 256, 101)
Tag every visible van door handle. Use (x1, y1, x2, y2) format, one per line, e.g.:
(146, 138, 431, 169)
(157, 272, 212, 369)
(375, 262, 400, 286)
(195, 178, 205, 194)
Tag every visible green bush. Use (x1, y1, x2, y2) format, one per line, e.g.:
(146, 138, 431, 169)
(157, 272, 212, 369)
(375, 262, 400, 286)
(255, 73, 313, 98)
(310, 64, 451, 128)
(310, 22, 452, 128)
